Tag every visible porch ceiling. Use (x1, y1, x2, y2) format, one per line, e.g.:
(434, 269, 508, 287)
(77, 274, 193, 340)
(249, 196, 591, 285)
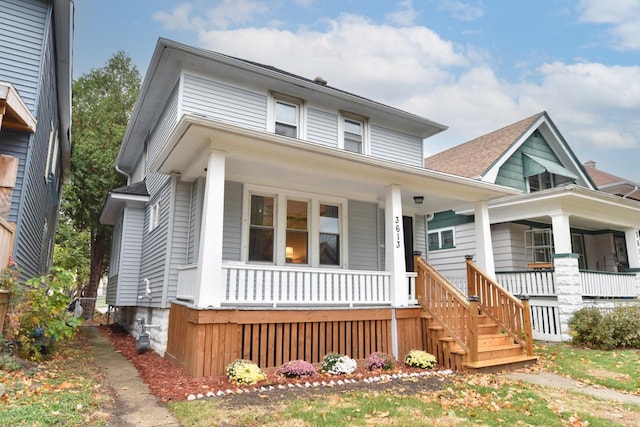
(151, 114, 518, 214)
(467, 185, 640, 231)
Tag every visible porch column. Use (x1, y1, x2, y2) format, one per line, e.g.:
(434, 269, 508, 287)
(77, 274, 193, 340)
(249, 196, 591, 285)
(474, 200, 495, 278)
(553, 254, 582, 341)
(194, 149, 226, 308)
(385, 184, 407, 307)
(551, 212, 572, 254)
(624, 228, 640, 269)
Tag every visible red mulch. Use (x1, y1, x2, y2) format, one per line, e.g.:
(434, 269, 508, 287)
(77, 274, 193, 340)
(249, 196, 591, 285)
(100, 324, 450, 404)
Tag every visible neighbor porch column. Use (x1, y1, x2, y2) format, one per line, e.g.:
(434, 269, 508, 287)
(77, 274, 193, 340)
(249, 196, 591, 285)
(194, 149, 226, 308)
(624, 228, 640, 269)
(474, 200, 495, 278)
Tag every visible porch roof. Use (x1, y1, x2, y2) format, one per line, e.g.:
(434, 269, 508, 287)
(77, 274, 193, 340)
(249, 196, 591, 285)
(458, 184, 640, 231)
(151, 114, 519, 213)
(100, 181, 150, 225)
(0, 82, 36, 133)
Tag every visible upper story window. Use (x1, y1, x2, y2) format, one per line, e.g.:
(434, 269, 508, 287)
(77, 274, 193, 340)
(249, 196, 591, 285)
(527, 172, 574, 193)
(149, 201, 161, 232)
(274, 99, 299, 138)
(341, 113, 368, 154)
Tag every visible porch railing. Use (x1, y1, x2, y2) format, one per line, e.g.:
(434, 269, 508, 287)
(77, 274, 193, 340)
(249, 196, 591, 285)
(496, 269, 556, 296)
(414, 256, 470, 354)
(466, 257, 534, 357)
(580, 270, 637, 298)
(176, 265, 197, 301)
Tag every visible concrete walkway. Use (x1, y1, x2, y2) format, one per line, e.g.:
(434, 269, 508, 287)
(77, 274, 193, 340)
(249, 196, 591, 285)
(82, 326, 181, 426)
(507, 371, 640, 406)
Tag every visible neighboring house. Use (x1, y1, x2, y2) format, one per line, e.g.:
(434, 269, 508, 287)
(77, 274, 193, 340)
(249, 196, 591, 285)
(0, 0, 73, 276)
(101, 39, 537, 377)
(584, 160, 640, 202)
(425, 111, 640, 341)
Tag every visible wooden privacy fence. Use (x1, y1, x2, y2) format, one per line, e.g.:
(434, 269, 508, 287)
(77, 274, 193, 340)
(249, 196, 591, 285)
(466, 257, 534, 357)
(0, 217, 15, 268)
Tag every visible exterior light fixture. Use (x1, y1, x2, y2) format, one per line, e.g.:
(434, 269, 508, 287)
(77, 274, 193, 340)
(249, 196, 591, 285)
(413, 196, 424, 205)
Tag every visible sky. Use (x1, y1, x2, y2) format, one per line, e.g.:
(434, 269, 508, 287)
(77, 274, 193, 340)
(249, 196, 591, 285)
(74, 0, 640, 182)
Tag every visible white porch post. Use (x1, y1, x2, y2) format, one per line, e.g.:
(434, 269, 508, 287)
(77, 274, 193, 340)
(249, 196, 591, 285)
(385, 184, 406, 361)
(385, 184, 407, 307)
(194, 149, 226, 308)
(551, 212, 572, 254)
(625, 228, 640, 269)
(474, 200, 495, 278)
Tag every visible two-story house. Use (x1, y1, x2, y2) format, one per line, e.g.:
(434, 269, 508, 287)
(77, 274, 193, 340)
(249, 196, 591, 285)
(425, 112, 640, 341)
(0, 0, 73, 276)
(101, 39, 538, 377)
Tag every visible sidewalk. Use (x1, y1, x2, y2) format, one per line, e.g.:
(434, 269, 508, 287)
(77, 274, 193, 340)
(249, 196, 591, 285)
(82, 326, 181, 427)
(507, 371, 640, 406)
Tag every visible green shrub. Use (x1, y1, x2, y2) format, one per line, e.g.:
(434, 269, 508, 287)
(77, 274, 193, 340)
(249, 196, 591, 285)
(404, 349, 436, 369)
(225, 359, 265, 385)
(569, 305, 640, 350)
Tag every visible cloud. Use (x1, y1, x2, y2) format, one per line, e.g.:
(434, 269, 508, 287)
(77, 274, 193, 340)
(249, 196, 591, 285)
(386, 0, 419, 27)
(153, 3, 194, 31)
(577, 0, 640, 50)
(154, 1, 270, 31)
(435, 0, 484, 22)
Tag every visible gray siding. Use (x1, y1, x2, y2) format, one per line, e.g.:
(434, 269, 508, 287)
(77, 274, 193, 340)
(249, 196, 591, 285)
(492, 223, 527, 271)
(139, 180, 172, 308)
(147, 83, 179, 181)
(427, 222, 476, 280)
(182, 73, 267, 131)
(348, 200, 380, 270)
(223, 181, 242, 261)
(370, 125, 422, 167)
(307, 108, 338, 147)
(496, 130, 563, 191)
(414, 214, 427, 258)
(166, 179, 191, 304)
(11, 13, 62, 279)
(116, 207, 145, 305)
(0, 0, 48, 112)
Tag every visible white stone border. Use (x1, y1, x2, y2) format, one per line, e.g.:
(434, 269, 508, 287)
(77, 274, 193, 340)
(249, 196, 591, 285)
(186, 369, 454, 401)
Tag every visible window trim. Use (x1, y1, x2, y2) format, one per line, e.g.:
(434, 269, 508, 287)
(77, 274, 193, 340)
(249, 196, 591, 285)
(269, 93, 305, 139)
(428, 227, 455, 251)
(242, 184, 347, 268)
(339, 112, 369, 154)
(149, 201, 161, 232)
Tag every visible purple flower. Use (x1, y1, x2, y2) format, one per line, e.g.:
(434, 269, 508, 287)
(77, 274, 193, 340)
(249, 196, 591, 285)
(365, 352, 395, 371)
(277, 360, 317, 378)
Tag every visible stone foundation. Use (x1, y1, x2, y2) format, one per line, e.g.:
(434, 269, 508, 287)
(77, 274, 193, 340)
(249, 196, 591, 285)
(117, 306, 170, 355)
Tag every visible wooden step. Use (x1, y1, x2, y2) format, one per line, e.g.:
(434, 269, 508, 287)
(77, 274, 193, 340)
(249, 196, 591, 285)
(477, 323, 499, 334)
(477, 333, 513, 347)
(463, 355, 539, 373)
(476, 343, 525, 361)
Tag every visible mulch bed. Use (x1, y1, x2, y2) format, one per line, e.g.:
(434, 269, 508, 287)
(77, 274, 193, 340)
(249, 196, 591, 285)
(99, 324, 454, 404)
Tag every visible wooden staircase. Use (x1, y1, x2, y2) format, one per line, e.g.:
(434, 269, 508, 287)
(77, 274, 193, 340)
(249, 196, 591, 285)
(415, 256, 538, 373)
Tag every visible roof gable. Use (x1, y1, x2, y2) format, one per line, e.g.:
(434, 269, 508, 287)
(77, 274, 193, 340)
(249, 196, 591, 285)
(425, 112, 596, 190)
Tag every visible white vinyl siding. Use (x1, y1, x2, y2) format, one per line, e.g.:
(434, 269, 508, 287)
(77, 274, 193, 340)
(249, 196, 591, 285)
(223, 181, 243, 261)
(369, 125, 422, 167)
(427, 223, 476, 280)
(166, 179, 192, 305)
(492, 223, 528, 271)
(182, 73, 267, 131)
(109, 208, 145, 306)
(348, 200, 380, 271)
(306, 108, 338, 147)
(147, 83, 179, 173)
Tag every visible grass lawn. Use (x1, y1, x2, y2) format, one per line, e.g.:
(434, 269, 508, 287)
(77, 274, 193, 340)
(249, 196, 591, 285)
(0, 334, 114, 426)
(170, 341, 640, 426)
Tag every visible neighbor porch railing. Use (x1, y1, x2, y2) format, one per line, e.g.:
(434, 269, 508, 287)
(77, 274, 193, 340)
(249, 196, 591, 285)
(495, 269, 556, 296)
(466, 257, 534, 357)
(176, 264, 397, 307)
(580, 270, 637, 298)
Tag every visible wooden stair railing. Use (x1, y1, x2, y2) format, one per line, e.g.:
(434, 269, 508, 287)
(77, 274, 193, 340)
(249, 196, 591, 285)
(414, 256, 470, 361)
(466, 257, 535, 357)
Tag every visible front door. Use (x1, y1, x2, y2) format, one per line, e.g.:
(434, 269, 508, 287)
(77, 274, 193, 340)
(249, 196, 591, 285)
(403, 216, 414, 272)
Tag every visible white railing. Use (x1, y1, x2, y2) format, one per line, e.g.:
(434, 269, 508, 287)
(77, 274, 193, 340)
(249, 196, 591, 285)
(407, 272, 417, 304)
(580, 270, 637, 298)
(224, 265, 391, 307)
(176, 264, 198, 301)
(496, 269, 556, 296)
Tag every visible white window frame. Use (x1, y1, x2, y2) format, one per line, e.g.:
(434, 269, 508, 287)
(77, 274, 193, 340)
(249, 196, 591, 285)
(149, 201, 161, 232)
(339, 112, 369, 154)
(269, 93, 305, 139)
(44, 122, 58, 181)
(428, 227, 455, 251)
(242, 184, 347, 268)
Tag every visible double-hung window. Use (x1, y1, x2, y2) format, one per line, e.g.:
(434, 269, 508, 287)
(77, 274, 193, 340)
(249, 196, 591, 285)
(341, 113, 367, 154)
(274, 99, 299, 138)
(319, 204, 340, 265)
(286, 199, 308, 264)
(249, 195, 275, 262)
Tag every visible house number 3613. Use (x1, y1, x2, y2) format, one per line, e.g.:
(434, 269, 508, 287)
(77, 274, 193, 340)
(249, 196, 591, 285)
(395, 216, 401, 248)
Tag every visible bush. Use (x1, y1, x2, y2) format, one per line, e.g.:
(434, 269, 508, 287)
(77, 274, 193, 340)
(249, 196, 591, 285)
(225, 359, 265, 385)
(321, 353, 357, 375)
(277, 360, 317, 378)
(404, 350, 436, 369)
(3, 267, 82, 360)
(569, 305, 640, 350)
(365, 352, 395, 371)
